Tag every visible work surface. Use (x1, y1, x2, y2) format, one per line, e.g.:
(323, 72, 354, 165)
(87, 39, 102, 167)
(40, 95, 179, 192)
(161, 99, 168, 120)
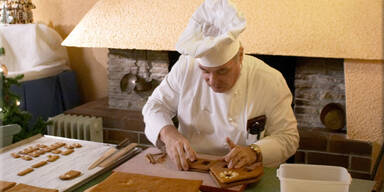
(0, 137, 375, 192)
(77, 147, 375, 192)
(113, 147, 245, 191)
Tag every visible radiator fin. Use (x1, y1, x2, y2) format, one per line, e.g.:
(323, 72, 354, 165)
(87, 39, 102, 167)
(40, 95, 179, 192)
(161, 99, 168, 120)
(47, 114, 103, 142)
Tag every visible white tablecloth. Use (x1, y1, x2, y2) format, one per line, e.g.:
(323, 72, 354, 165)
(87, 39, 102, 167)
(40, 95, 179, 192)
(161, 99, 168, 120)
(0, 23, 69, 81)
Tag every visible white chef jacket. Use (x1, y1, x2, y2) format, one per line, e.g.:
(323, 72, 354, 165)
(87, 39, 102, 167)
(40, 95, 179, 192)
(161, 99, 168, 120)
(143, 54, 299, 167)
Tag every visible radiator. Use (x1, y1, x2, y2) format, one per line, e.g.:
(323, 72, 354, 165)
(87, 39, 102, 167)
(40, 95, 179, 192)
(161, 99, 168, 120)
(47, 114, 103, 142)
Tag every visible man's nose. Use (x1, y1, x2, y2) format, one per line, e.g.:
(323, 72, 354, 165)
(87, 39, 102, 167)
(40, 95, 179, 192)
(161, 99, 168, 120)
(208, 73, 218, 85)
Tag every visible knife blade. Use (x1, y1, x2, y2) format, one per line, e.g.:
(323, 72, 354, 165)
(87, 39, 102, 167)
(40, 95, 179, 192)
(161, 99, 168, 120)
(88, 138, 130, 170)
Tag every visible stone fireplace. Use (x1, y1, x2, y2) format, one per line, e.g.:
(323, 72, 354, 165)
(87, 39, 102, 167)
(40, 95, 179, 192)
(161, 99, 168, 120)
(107, 51, 347, 131)
(107, 49, 169, 111)
(294, 58, 345, 130)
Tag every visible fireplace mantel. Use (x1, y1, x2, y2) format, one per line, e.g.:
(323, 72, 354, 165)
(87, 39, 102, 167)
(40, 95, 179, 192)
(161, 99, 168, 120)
(62, 0, 382, 61)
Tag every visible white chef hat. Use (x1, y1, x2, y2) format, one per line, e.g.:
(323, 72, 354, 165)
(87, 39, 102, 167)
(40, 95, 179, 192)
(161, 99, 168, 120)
(176, 0, 246, 67)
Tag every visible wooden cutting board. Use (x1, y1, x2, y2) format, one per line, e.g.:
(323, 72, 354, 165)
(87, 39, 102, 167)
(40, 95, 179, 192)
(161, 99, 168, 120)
(0, 134, 116, 192)
(113, 147, 246, 192)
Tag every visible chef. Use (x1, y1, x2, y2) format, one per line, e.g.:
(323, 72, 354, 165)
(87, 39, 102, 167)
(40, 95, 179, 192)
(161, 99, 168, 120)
(143, 0, 299, 171)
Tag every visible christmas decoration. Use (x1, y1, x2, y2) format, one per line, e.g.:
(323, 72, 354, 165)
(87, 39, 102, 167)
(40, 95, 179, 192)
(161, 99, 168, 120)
(0, 47, 51, 142)
(0, 0, 36, 24)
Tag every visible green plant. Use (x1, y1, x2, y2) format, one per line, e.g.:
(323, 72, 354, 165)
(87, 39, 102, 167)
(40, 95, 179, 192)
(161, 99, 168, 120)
(0, 48, 51, 142)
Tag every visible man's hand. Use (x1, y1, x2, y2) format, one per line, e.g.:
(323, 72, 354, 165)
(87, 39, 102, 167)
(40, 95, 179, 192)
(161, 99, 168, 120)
(159, 125, 197, 171)
(223, 137, 257, 169)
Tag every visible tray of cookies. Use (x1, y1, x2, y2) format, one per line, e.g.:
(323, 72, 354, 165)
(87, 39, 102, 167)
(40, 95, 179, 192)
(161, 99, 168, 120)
(0, 134, 119, 191)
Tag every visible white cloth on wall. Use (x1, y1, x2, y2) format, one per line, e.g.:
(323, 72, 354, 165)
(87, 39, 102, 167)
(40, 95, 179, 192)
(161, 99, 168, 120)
(0, 23, 69, 81)
(143, 55, 299, 167)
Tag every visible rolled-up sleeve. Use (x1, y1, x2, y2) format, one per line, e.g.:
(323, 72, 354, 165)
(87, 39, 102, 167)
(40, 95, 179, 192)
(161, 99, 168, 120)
(255, 73, 299, 167)
(142, 56, 186, 146)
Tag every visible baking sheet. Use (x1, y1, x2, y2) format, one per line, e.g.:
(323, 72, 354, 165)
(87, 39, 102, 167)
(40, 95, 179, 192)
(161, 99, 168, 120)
(0, 135, 115, 192)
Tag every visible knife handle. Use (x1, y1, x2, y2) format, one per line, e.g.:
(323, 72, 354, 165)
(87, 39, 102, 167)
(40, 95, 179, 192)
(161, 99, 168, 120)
(88, 147, 117, 170)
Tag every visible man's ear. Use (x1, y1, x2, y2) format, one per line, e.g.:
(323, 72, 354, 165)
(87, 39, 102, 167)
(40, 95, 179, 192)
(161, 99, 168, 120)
(239, 46, 244, 62)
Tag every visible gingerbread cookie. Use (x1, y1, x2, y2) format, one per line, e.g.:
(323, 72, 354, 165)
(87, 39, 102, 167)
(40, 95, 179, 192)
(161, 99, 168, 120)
(21, 156, 32, 161)
(51, 149, 62, 154)
(21, 147, 34, 154)
(209, 161, 263, 188)
(42, 148, 52, 153)
(36, 144, 48, 148)
(11, 153, 20, 158)
(0, 180, 16, 191)
(64, 144, 74, 149)
(17, 168, 34, 176)
(61, 149, 74, 156)
(28, 152, 40, 158)
(49, 142, 64, 150)
(6, 183, 58, 192)
(59, 170, 82, 180)
(32, 161, 47, 168)
(72, 143, 82, 148)
(36, 149, 46, 155)
(47, 155, 60, 162)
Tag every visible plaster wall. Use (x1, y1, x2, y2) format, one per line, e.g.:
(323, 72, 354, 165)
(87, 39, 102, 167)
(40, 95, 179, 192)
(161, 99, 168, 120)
(344, 60, 384, 145)
(31, 0, 383, 146)
(32, 0, 108, 102)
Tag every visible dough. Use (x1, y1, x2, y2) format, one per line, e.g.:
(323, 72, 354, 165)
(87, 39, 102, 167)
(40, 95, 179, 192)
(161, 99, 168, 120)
(47, 155, 60, 162)
(71, 143, 82, 148)
(11, 153, 20, 158)
(51, 150, 62, 154)
(64, 144, 74, 149)
(209, 161, 263, 184)
(6, 183, 58, 192)
(59, 170, 81, 180)
(21, 156, 32, 161)
(17, 168, 33, 176)
(36, 144, 48, 148)
(28, 152, 40, 158)
(61, 149, 74, 156)
(88, 172, 201, 192)
(32, 161, 47, 168)
(0, 180, 16, 191)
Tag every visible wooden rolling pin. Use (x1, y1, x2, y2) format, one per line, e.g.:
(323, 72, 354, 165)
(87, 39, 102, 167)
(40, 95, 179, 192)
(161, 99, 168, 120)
(98, 143, 138, 168)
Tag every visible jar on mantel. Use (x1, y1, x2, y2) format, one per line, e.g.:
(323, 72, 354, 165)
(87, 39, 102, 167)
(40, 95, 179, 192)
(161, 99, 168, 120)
(0, 0, 36, 24)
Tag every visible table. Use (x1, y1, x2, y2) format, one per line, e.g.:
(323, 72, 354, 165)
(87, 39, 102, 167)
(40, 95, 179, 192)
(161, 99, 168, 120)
(245, 167, 375, 192)
(74, 163, 375, 192)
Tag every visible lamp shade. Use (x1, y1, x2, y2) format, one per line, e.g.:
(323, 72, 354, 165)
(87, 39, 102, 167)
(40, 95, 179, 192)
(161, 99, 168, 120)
(62, 0, 382, 60)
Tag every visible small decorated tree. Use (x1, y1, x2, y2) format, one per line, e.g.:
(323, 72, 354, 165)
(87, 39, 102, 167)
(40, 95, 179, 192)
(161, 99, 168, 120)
(0, 47, 50, 142)
(0, 0, 36, 24)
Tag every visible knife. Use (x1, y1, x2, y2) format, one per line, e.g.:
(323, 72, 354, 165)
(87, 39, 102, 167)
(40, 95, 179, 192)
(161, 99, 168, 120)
(98, 143, 138, 168)
(88, 138, 130, 170)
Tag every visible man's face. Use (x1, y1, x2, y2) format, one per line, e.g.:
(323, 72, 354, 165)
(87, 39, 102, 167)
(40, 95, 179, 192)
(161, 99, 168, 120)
(199, 49, 243, 93)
